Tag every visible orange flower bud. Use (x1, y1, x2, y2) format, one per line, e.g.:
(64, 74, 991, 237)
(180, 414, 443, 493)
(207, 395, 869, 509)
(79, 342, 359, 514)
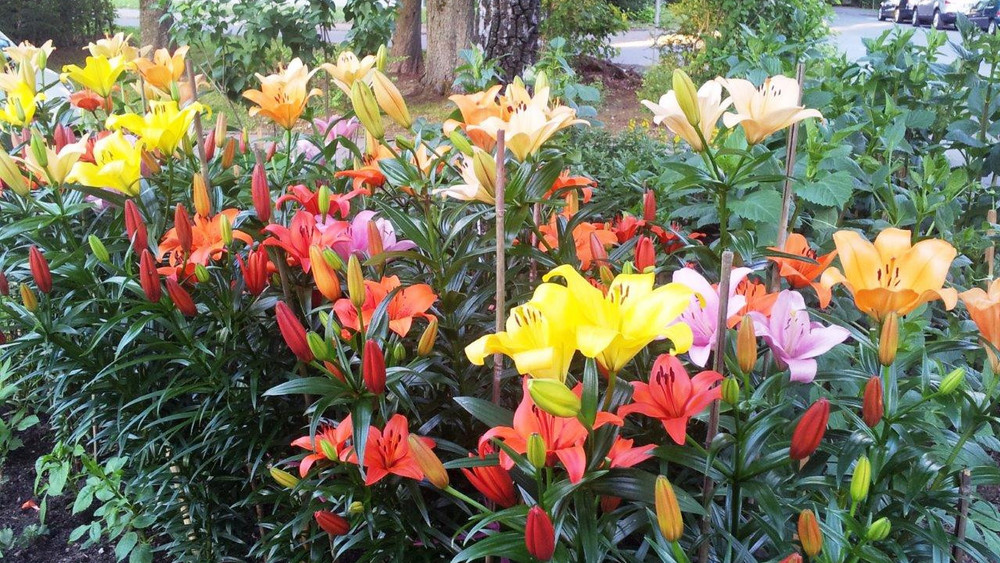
(139, 250, 161, 303)
(797, 509, 823, 557)
(165, 278, 197, 316)
(779, 554, 803, 563)
(28, 246, 51, 294)
(417, 317, 438, 356)
(643, 189, 656, 222)
(238, 248, 269, 296)
(737, 315, 757, 374)
(251, 159, 271, 223)
(862, 376, 883, 428)
(654, 475, 683, 542)
(20, 284, 37, 311)
(314, 511, 349, 536)
(140, 150, 161, 176)
(275, 301, 314, 362)
(407, 435, 448, 489)
(635, 235, 655, 272)
(790, 398, 829, 461)
(589, 232, 608, 267)
(309, 246, 342, 301)
(367, 220, 383, 257)
(174, 204, 193, 255)
(203, 129, 216, 162)
(192, 173, 211, 217)
(124, 200, 148, 253)
(525, 506, 555, 561)
(347, 255, 365, 308)
(214, 113, 227, 148)
(221, 137, 236, 169)
(363, 339, 386, 394)
(878, 313, 898, 367)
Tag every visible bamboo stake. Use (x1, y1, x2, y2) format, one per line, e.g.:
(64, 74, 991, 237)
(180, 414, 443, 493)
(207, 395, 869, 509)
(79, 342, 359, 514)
(698, 249, 734, 562)
(185, 60, 211, 187)
(770, 62, 807, 292)
(953, 469, 971, 561)
(988, 208, 996, 279)
(492, 130, 507, 405)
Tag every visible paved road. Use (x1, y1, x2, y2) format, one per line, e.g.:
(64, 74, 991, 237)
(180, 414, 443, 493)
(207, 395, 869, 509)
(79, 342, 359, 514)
(115, 6, 966, 68)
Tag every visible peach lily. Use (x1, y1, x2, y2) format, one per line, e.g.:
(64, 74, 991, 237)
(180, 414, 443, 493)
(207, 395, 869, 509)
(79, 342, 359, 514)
(641, 79, 731, 151)
(717, 75, 822, 145)
(768, 233, 837, 308)
(243, 58, 322, 130)
(959, 279, 1000, 372)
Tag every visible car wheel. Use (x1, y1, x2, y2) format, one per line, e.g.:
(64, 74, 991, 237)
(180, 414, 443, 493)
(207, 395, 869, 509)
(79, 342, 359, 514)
(932, 10, 944, 29)
(912, 9, 921, 25)
(894, 8, 904, 22)
(989, 19, 998, 34)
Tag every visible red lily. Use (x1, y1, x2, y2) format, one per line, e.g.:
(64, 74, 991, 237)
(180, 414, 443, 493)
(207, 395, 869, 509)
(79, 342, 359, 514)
(291, 415, 355, 477)
(262, 210, 348, 273)
(276, 184, 360, 217)
(237, 247, 272, 296)
(333, 275, 436, 338)
(768, 233, 837, 308)
(363, 414, 434, 486)
(460, 442, 517, 508)
(619, 354, 722, 445)
(545, 170, 595, 204)
(598, 436, 656, 512)
(158, 209, 253, 269)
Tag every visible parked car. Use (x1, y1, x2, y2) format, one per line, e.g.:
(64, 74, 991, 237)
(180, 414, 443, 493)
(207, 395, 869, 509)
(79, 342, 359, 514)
(879, 0, 917, 23)
(967, 0, 1000, 32)
(911, 0, 977, 28)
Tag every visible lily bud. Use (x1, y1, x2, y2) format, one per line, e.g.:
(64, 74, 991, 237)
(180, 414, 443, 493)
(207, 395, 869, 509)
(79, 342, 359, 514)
(790, 398, 829, 461)
(54, 124, 76, 151)
(363, 339, 386, 394)
(219, 213, 233, 245)
(166, 278, 197, 316)
(721, 377, 739, 405)
(29, 130, 47, 168)
(643, 189, 656, 222)
(251, 159, 271, 223)
(265, 141, 278, 162)
(527, 379, 581, 418)
(194, 264, 210, 283)
(347, 255, 365, 308)
(302, 332, 326, 362)
(140, 150, 161, 176)
(779, 555, 803, 563)
(736, 315, 757, 374)
(20, 284, 37, 311)
(878, 313, 898, 367)
(525, 506, 556, 561)
(862, 376, 883, 428)
(407, 435, 449, 489)
(124, 200, 148, 252)
(88, 235, 110, 264)
(391, 342, 405, 363)
(0, 271, 9, 296)
(449, 130, 473, 156)
(275, 301, 314, 362)
(314, 511, 349, 536)
(317, 184, 331, 217)
(269, 466, 299, 488)
(324, 248, 344, 271)
(192, 173, 211, 217)
(29, 246, 51, 294)
(214, 112, 227, 148)
(221, 137, 237, 168)
(672, 69, 700, 127)
(348, 501, 364, 515)
(319, 438, 339, 461)
(0, 150, 28, 196)
(526, 433, 547, 469)
(654, 475, 683, 542)
(367, 220, 384, 257)
(350, 80, 385, 139)
(372, 70, 412, 129)
(598, 265, 614, 287)
(203, 129, 216, 161)
(866, 517, 891, 541)
(174, 204, 193, 255)
(939, 367, 965, 395)
(797, 509, 823, 557)
(417, 317, 438, 356)
(850, 455, 871, 504)
(535, 71, 549, 93)
(139, 250, 161, 303)
(635, 235, 655, 272)
(375, 44, 388, 72)
(309, 246, 342, 301)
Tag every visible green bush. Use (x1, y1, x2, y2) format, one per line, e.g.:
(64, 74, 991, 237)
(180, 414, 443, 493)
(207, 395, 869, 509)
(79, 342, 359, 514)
(540, 0, 629, 59)
(0, 0, 114, 46)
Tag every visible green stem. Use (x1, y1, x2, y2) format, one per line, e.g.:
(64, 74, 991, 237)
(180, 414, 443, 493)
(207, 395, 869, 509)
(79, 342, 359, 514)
(602, 370, 618, 411)
(443, 486, 492, 514)
(670, 540, 690, 563)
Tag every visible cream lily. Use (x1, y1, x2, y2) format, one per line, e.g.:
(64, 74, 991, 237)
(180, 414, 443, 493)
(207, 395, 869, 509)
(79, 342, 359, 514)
(433, 148, 496, 204)
(642, 79, 731, 151)
(322, 51, 377, 95)
(717, 75, 822, 144)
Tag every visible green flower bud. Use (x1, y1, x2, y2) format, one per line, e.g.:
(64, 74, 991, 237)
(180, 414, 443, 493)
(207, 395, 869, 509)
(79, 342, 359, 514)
(219, 213, 233, 246)
(527, 378, 581, 418)
(194, 264, 210, 283)
(850, 455, 871, 504)
(939, 367, 965, 395)
(526, 433, 547, 469)
(269, 467, 299, 488)
(866, 517, 891, 541)
(672, 69, 700, 127)
(307, 331, 329, 361)
(721, 377, 740, 405)
(88, 235, 110, 264)
(348, 501, 364, 515)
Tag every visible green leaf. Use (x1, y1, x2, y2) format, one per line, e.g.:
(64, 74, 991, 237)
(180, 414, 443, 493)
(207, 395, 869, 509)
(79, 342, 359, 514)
(452, 532, 531, 562)
(129, 542, 153, 563)
(454, 396, 514, 428)
(729, 189, 782, 224)
(115, 532, 138, 561)
(796, 171, 854, 208)
(263, 377, 340, 397)
(72, 487, 94, 515)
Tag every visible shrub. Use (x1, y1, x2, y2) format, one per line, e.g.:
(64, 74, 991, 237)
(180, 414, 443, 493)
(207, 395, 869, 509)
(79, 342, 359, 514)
(540, 0, 629, 60)
(0, 0, 114, 46)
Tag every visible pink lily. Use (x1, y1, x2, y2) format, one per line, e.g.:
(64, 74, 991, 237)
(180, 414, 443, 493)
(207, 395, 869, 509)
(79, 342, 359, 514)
(295, 115, 361, 165)
(672, 267, 752, 367)
(329, 210, 417, 260)
(748, 290, 851, 383)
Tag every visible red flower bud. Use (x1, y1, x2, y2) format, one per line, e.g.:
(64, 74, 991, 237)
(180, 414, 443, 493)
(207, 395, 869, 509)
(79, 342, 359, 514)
(0, 270, 9, 296)
(29, 246, 51, 294)
(525, 506, 556, 561)
(275, 301, 314, 362)
(643, 189, 656, 222)
(635, 235, 655, 272)
(174, 204, 193, 255)
(313, 511, 350, 536)
(139, 250, 161, 303)
(363, 339, 386, 394)
(862, 376, 883, 428)
(265, 141, 277, 162)
(165, 278, 196, 316)
(790, 398, 829, 461)
(237, 248, 269, 296)
(203, 129, 216, 162)
(54, 124, 76, 152)
(251, 160, 271, 223)
(589, 232, 608, 268)
(779, 554, 803, 563)
(124, 200, 149, 252)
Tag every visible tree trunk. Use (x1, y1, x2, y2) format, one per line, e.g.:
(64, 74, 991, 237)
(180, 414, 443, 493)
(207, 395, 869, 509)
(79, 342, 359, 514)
(482, 0, 540, 80)
(390, 0, 424, 75)
(422, 0, 473, 93)
(139, 0, 172, 50)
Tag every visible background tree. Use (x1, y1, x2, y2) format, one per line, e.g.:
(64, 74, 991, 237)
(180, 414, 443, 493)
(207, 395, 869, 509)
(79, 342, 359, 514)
(480, 0, 540, 80)
(422, 0, 473, 92)
(139, 0, 171, 49)
(390, 0, 424, 75)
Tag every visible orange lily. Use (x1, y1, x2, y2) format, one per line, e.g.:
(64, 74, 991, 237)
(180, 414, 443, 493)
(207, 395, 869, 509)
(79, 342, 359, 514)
(333, 275, 436, 338)
(769, 233, 837, 308)
(960, 279, 1000, 372)
(820, 228, 957, 320)
(363, 414, 435, 486)
(158, 208, 253, 268)
(545, 170, 595, 204)
(131, 46, 189, 94)
(538, 217, 618, 271)
(242, 58, 321, 130)
(291, 415, 356, 477)
(334, 143, 393, 195)
(735, 277, 778, 320)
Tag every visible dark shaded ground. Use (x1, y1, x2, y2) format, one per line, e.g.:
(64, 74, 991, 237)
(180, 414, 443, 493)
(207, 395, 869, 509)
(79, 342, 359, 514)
(0, 422, 114, 563)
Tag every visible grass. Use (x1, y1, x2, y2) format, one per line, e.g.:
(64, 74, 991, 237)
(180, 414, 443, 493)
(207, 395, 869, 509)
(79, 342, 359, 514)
(112, 0, 139, 8)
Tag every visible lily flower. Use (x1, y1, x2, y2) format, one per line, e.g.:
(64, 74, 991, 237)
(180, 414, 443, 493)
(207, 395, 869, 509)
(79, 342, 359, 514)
(480, 380, 622, 483)
(291, 415, 356, 477)
(62, 55, 125, 98)
(328, 210, 417, 260)
(363, 414, 434, 486)
(87, 33, 146, 63)
(735, 277, 778, 318)
(641, 80, 731, 151)
(333, 275, 436, 338)
(20, 137, 86, 186)
(334, 143, 394, 194)
(820, 228, 958, 320)
(538, 219, 618, 271)
(262, 210, 349, 272)
(543, 265, 695, 373)
(717, 75, 822, 145)
(295, 115, 361, 165)
(158, 209, 253, 268)
(243, 58, 322, 130)
(468, 105, 585, 161)
(619, 354, 722, 445)
(768, 233, 837, 308)
(672, 267, 752, 367)
(959, 279, 1000, 372)
(131, 46, 189, 94)
(433, 148, 496, 204)
(748, 291, 851, 383)
(66, 130, 142, 196)
(460, 442, 517, 508)
(321, 51, 377, 95)
(106, 100, 206, 156)
(545, 170, 595, 204)
(275, 184, 360, 218)
(0, 82, 44, 126)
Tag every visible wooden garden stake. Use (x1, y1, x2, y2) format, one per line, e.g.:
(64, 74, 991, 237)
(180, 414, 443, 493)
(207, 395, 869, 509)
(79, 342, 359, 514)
(770, 62, 807, 292)
(492, 130, 507, 405)
(185, 60, 211, 186)
(953, 469, 971, 561)
(988, 208, 996, 278)
(698, 249, 733, 562)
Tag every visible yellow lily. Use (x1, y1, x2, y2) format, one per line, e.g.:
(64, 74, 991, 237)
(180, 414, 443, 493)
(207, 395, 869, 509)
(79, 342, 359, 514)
(0, 82, 45, 126)
(87, 33, 146, 63)
(62, 55, 126, 98)
(321, 51, 377, 95)
(131, 46, 189, 93)
(243, 58, 321, 130)
(820, 228, 958, 320)
(465, 283, 577, 381)
(21, 138, 86, 186)
(433, 148, 496, 204)
(641, 79, 731, 151)
(106, 100, 206, 156)
(717, 75, 822, 145)
(4, 40, 54, 72)
(66, 130, 143, 196)
(543, 265, 694, 373)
